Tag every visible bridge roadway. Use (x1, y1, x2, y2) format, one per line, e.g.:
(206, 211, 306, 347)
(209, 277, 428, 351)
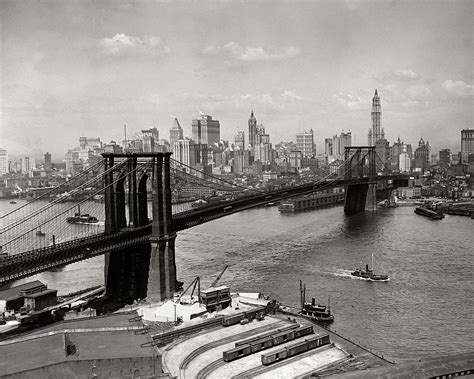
(0, 176, 405, 286)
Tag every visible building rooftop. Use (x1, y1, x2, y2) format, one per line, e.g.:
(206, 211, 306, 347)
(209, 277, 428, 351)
(0, 280, 46, 301)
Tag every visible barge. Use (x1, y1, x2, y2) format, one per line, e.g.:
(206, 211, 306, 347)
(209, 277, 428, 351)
(414, 206, 444, 220)
(278, 189, 344, 213)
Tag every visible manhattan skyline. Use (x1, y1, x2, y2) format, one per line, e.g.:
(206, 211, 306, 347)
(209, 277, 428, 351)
(1, 0, 472, 158)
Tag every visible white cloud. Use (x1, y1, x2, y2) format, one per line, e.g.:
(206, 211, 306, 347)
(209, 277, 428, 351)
(393, 69, 420, 81)
(99, 33, 170, 58)
(281, 90, 303, 101)
(203, 42, 300, 61)
(332, 93, 366, 110)
(442, 80, 473, 98)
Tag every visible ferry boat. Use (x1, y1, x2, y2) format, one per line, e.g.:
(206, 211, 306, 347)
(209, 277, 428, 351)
(351, 254, 389, 281)
(414, 206, 444, 220)
(66, 214, 99, 224)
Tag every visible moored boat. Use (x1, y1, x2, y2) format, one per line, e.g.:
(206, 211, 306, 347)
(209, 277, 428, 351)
(414, 206, 444, 220)
(66, 214, 99, 224)
(297, 280, 334, 323)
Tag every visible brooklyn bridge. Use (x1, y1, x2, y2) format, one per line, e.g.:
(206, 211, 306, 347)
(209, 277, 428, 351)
(0, 147, 408, 302)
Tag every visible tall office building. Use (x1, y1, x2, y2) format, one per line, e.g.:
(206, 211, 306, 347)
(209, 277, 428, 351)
(0, 148, 8, 175)
(44, 152, 52, 170)
(296, 129, 316, 158)
(439, 149, 451, 166)
(79, 137, 101, 150)
(390, 138, 404, 171)
(20, 157, 36, 174)
(332, 131, 352, 160)
(248, 110, 257, 147)
(192, 115, 220, 147)
(169, 118, 183, 148)
(414, 138, 431, 172)
(399, 145, 411, 173)
(173, 139, 196, 172)
(461, 129, 473, 163)
(368, 89, 384, 146)
(234, 131, 245, 150)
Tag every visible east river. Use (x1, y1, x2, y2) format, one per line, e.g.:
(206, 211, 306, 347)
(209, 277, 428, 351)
(1, 199, 473, 363)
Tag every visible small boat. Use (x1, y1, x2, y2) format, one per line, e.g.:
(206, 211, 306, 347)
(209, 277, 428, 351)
(297, 281, 334, 323)
(36, 229, 46, 237)
(66, 205, 99, 224)
(9, 201, 17, 204)
(351, 254, 389, 281)
(414, 206, 444, 220)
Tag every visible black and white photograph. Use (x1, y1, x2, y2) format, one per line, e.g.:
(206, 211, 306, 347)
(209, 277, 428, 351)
(0, 0, 473, 377)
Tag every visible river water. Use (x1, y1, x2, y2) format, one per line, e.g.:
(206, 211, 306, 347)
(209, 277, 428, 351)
(1, 199, 473, 363)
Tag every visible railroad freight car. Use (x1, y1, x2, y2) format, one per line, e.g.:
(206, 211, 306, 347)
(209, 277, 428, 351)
(293, 325, 314, 339)
(222, 306, 268, 327)
(234, 323, 299, 347)
(261, 333, 330, 366)
(271, 329, 295, 345)
(223, 344, 252, 362)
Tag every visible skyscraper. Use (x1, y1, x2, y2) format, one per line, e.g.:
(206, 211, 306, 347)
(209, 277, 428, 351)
(461, 129, 473, 163)
(368, 89, 384, 146)
(296, 129, 316, 158)
(414, 138, 431, 172)
(234, 131, 245, 150)
(173, 139, 196, 172)
(44, 152, 52, 170)
(248, 110, 257, 147)
(192, 115, 220, 147)
(332, 131, 352, 160)
(0, 148, 8, 175)
(169, 118, 183, 148)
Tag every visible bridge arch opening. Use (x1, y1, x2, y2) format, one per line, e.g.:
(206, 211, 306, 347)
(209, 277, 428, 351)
(115, 173, 127, 229)
(137, 171, 149, 226)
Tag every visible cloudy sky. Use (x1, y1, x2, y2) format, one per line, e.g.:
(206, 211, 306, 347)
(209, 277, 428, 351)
(1, 0, 472, 159)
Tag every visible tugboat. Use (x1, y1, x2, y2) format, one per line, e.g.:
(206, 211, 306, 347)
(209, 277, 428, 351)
(36, 229, 46, 237)
(66, 205, 99, 224)
(298, 281, 334, 323)
(9, 200, 17, 204)
(351, 254, 389, 281)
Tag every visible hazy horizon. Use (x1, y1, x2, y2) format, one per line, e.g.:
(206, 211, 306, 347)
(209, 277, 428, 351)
(1, 0, 472, 159)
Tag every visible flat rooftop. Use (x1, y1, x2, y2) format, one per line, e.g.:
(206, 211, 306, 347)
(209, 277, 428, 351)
(0, 311, 155, 376)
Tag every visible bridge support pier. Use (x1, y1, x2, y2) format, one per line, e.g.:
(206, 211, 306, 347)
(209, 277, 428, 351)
(147, 233, 177, 302)
(344, 183, 368, 215)
(365, 183, 377, 211)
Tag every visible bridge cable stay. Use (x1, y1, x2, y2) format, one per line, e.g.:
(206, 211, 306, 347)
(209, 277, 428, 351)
(171, 151, 360, 219)
(1, 159, 153, 256)
(0, 159, 106, 221)
(0, 159, 129, 243)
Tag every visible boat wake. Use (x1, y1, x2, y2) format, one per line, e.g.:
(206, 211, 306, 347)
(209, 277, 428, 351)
(323, 269, 353, 278)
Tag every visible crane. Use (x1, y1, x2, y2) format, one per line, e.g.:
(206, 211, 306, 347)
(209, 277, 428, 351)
(175, 276, 201, 304)
(210, 265, 228, 288)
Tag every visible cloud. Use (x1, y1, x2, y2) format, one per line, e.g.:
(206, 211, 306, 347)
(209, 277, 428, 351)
(332, 93, 366, 111)
(393, 69, 420, 81)
(99, 33, 170, 58)
(281, 90, 303, 101)
(203, 42, 300, 61)
(442, 80, 473, 98)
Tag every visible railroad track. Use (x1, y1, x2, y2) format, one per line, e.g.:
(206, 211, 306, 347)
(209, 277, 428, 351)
(180, 320, 290, 373)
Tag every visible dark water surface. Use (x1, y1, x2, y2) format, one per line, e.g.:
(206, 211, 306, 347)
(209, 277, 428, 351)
(3, 200, 473, 363)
